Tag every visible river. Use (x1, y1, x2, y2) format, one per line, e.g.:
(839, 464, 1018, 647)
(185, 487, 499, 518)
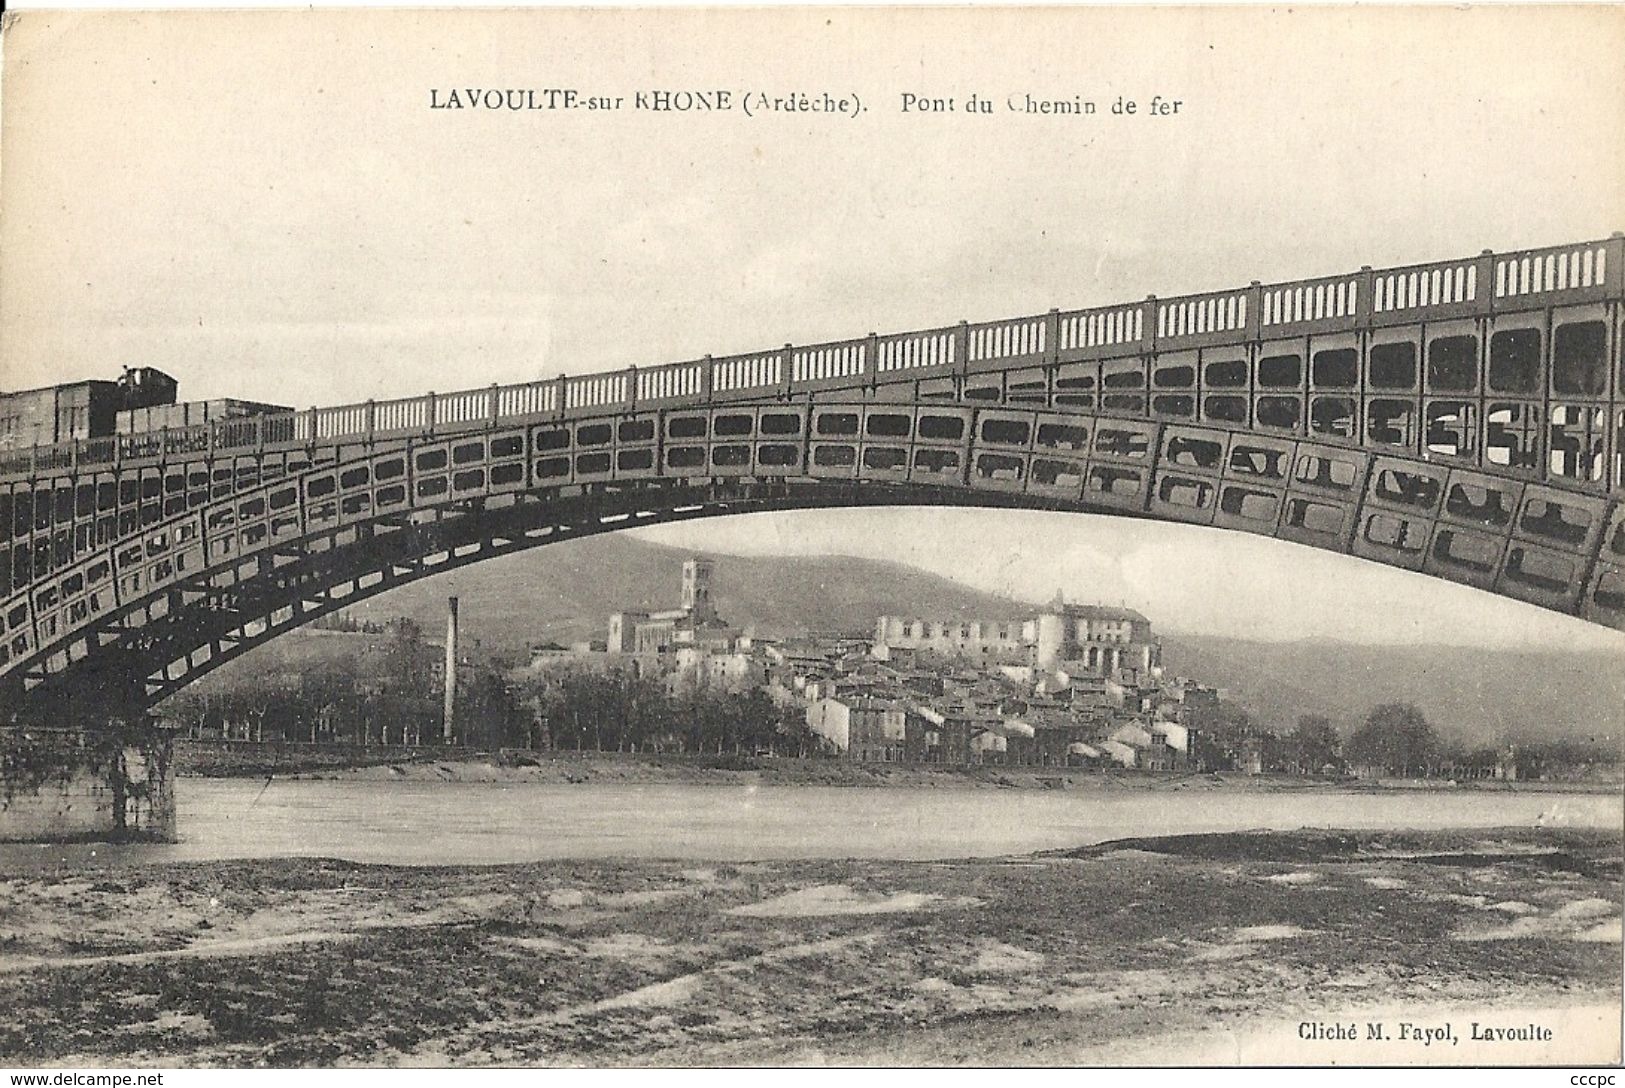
(5, 779, 1620, 869)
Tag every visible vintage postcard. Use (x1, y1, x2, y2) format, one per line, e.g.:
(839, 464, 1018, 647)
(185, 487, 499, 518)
(0, 5, 1621, 1071)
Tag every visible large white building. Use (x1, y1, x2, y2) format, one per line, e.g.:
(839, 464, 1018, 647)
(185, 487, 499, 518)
(874, 595, 1159, 674)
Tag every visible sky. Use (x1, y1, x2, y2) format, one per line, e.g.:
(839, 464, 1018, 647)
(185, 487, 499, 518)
(2, 7, 1623, 651)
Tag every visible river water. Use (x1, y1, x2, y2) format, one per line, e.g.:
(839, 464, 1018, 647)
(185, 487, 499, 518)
(5, 779, 1620, 869)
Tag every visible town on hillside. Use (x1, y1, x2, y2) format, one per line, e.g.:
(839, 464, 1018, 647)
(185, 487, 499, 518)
(161, 556, 1617, 781)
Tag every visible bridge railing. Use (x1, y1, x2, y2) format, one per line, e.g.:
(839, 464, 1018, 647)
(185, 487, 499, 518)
(966, 314, 1049, 368)
(1154, 288, 1252, 348)
(120, 432, 163, 461)
(1369, 256, 1480, 321)
(638, 359, 708, 404)
(79, 437, 117, 467)
(30, 445, 74, 473)
(875, 324, 958, 375)
(436, 388, 496, 426)
(314, 403, 372, 439)
(213, 417, 260, 452)
(1494, 239, 1613, 302)
(563, 371, 628, 411)
(373, 394, 433, 435)
(708, 350, 779, 395)
(2, 234, 1620, 479)
(1258, 272, 1365, 333)
(261, 413, 298, 446)
(164, 424, 211, 456)
(1055, 300, 1145, 359)
(791, 337, 868, 387)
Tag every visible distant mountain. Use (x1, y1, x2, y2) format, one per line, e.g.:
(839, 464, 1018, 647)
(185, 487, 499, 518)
(202, 534, 1623, 746)
(1157, 633, 1624, 746)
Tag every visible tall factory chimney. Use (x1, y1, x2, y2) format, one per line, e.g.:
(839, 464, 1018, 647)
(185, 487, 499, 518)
(443, 596, 459, 743)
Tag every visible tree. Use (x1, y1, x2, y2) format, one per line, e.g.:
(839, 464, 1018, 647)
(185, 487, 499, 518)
(384, 618, 431, 700)
(164, 690, 213, 739)
(772, 700, 821, 758)
(1184, 698, 1256, 771)
(1347, 703, 1436, 777)
(1290, 714, 1342, 773)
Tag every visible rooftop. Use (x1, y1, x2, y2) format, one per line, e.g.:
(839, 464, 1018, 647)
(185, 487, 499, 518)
(1058, 604, 1151, 624)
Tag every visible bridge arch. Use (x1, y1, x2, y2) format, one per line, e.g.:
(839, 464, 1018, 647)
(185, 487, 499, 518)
(14, 480, 1093, 719)
(3, 236, 1622, 722)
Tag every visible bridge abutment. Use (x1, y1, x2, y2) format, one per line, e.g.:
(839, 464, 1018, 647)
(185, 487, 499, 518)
(0, 719, 178, 843)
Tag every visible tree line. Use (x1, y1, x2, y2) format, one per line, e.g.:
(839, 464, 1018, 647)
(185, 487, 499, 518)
(165, 649, 824, 757)
(1185, 698, 1618, 778)
(519, 669, 822, 756)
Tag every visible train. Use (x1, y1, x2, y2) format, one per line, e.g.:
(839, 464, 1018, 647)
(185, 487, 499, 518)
(0, 368, 289, 450)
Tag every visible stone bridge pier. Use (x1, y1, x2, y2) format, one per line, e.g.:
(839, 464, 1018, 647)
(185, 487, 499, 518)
(1, 687, 178, 842)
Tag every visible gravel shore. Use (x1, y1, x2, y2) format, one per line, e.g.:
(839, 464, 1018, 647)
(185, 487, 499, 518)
(2, 826, 1619, 1066)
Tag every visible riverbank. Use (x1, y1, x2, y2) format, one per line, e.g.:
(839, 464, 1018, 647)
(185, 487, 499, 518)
(176, 742, 1622, 794)
(2, 826, 1619, 1066)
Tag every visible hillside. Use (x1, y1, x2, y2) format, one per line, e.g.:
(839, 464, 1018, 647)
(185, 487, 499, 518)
(200, 535, 1624, 746)
(338, 533, 1033, 648)
(1157, 634, 1624, 746)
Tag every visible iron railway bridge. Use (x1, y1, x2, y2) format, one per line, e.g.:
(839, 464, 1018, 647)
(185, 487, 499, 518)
(2, 236, 1623, 726)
